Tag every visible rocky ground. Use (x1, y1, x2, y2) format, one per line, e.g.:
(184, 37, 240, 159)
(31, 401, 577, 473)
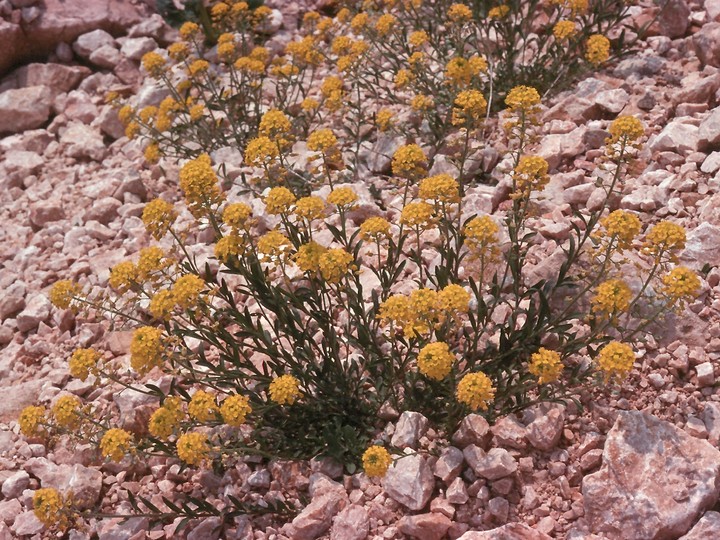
(3, 0, 720, 539)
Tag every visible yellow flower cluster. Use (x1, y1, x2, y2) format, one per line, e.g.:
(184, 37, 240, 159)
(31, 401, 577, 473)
(606, 115, 645, 149)
(418, 174, 460, 204)
(245, 136, 279, 167)
(400, 201, 435, 229)
(69, 348, 101, 381)
(188, 390, 219, 422)
(488, 5, 510, 19)
(149, 398, 184, 439)
(223, 202, 252, 230)
(294, 241, 327, 273)
(137, 246, 170, 280)
(327, 187, 358, 208)
(307, 128, 339, 154)
(417, 342, 455, 380)
(392, 144, 427, 179)
(598, 210, 641, 250)
(592, 279, 633, 316)
(173, 274, 205, 310)
(362, 446, 393, 477)
(464, 215, 499, 255)
(662, 267, 701, 302)
(319, 248, 356, 283)
(529, 348, 563, 384)
(265, 186, 296, 215)
(361, 216, 392, 242)
(109, 261, 137, 292)
(411, 94, 434, 112)
(295, 196, 326, 222)
(49, 280, 82, 310)
(269, 374, 302, 405)
(453, 90, 487, 127)
(596, 341, 634, 381)
(456, 372, 495, 410)
(644, 221, 686, 259)
(586, 34, 610, 65)
(444, 56, 487, 87)
(100, 428, 133, 462)
(19, 405, 45, 437)
(179, 22, 200, 40)
(179, 154, 225, 217)
(52, 395, 82, 429)
(553, 20, 576, 40)
(408, 30, 428, 47)
(215, 234, 244, 263)
(33, 488, 71, 530)
(257, 230, 292, 261)
(375, 13, 396, 36)
(513, 155, 550, 197)
(376, 109, 394, 131)
(505, 85, 541, 112)
(220, 394, 252, 427)
(439, 284, 471, 313)
(141, 51, 166, 77)
(177, 432, 210, 466)
(259, 109, 293, 149)
(149, 287, 172, 320)
(130, 326, 164, 374)
(378, 284, 469, 336)
(142, 198, 177, 240)
(448, 3, 473, 23)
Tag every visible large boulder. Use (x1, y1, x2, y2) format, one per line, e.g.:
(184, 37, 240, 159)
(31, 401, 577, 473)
(0, 86, 53, 134)
(582, 411, 720, 540)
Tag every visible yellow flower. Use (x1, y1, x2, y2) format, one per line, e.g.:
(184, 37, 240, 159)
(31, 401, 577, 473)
(417, 342, 455, 380)
(187, 59, 210, 77)
(19, 405, 46, 437)
(400, 201, 435, 229)
(245, 136, 279, 166)
(457, 372, 495, 410)
(294, 241, 328, 273)
(100, 428, 133, 462)
(596, 341, 634, 381)
(327, 187, 358, 208)
(117, 104, 133, 125)
(220, 395, 252, 427)
(33, 488, 70, 530)
(49, 280, 82, 310)
(179, 154, 224, 217)
(215, 235, 244, 263)
(109, 261, 137, 293)
(125, 121, 140, 139)
(411, 94, 434, 112)
(591, 279, 633, 316)
(586, 34, 610, 65)
(464, 215, 499, 255)
(234, 56, 266, 74)
(212, 3, 229, 19)
(168, 42, 190, 61)
(362, 446, 393, 477)
(295, 196, 326, 222)
(439, 284, 471, 313)
(505, 85, 541, 112)
(361, 216, 392, 242)
(141, 51, 166, 77)
(130, 326, 164, 375)
(606, 115, 644, 147)
(408, 30, 428, 47)
(188, 390, 219, 423)
(69, 348, 101, 381)
(553, 20, 576, 40)
(144, 142, 160, 164)
(269, 374, 302, 405)
(52, 395, 82, 429)
(488, 5, 510, 19)
(394, 69, 414, 89)
(301, 98, 320, 111)
(448, 3, 473, 23)
(257, 230, 292, 260)
(392, 144, 427, 179)
(598, 210, 641, 250)
(137, 246, 170, 279)
(644, 221, 686, 258)
(176, 432, 210, 466)
(350, 12, 369, 32)
(172, 274, 205, 310)
(259, 109, 293, 149)
(445, 57, 484, 87)
(179, 22, 200, 39)
(148, 407, 179, 439)
(265, 186, 296, 215)
(662, 267, 701, 302)
(529, 348, 563, 384)
(307, 128, 338, 153)
(374, 13, 396, 36)
(453, 90, 487, 127)
(377, 294, 413, 330)
(149, 289, 175, 321)
(376, 109, 394, 132)
(513, 155, 550, 197)
(418, 174, 460, 204)
(223, 203, 252, 229)
(319, 248, 355, 284)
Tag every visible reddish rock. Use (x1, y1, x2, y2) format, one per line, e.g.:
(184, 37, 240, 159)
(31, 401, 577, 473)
(0, 86, 53, 133)
(582, 411, 720, 539)
(398, 512, 453, 540)
(330, 504, 369, 540)
(383, 454, 435, 511)
(457, 523, 552, 539)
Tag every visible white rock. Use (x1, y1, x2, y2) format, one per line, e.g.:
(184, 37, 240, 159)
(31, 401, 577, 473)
(650, 120, 700, 154)
(73, 29, 115, 58)
(391, 411, 429, 449)
(16, 293, 51, 332)
(60, 123, 106, 161)
(0, 86, 53, 133)
(1, 470, 29, 498)
(382, 454, 434, 511)
(463, 446, 517, 480)
(679, 511, 720, 539)
(120, 36, 157, 60)
(697, 362, 715, 387)
(330, 504, 369, 540)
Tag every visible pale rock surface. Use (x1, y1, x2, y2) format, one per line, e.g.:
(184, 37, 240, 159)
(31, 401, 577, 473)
(682, 222, 720, 268)
(330, 504, 368, 540)
(433, 446, 464, 484)
(678, 511, 720, 539)
(457, 523, 553, 539)
(657, 0, 690, 38)
(11, 511, 44, 536)
(120, 36, 157, 61)
(383, 454, 434, 511)
(452, 413, 492, 448)
(649, 120, 699, 154)
(25, 458, 103, 509)
(491, 415, 528, 449)
(0, 86, 53, 133)
(398, 512, 453, 540)
(291, 490, 347, 540)
(698, 107, 720, 150)
(582, 411, 720, 539)
(693, 22, 720, 66)
(73, 29, 115, 58)
(537, 126, 587, 169)
(525, 404, 565, 451)
(702, 402, 720, 444)
(16, 293, 52, 332)
(463, 446, 518, 480)
(8, 63, 90, 96)
(0, 499, 21, 526)
(1, 470, 29, 498)
(60, 123, 107, 161)
(391, 411, 429, 449)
